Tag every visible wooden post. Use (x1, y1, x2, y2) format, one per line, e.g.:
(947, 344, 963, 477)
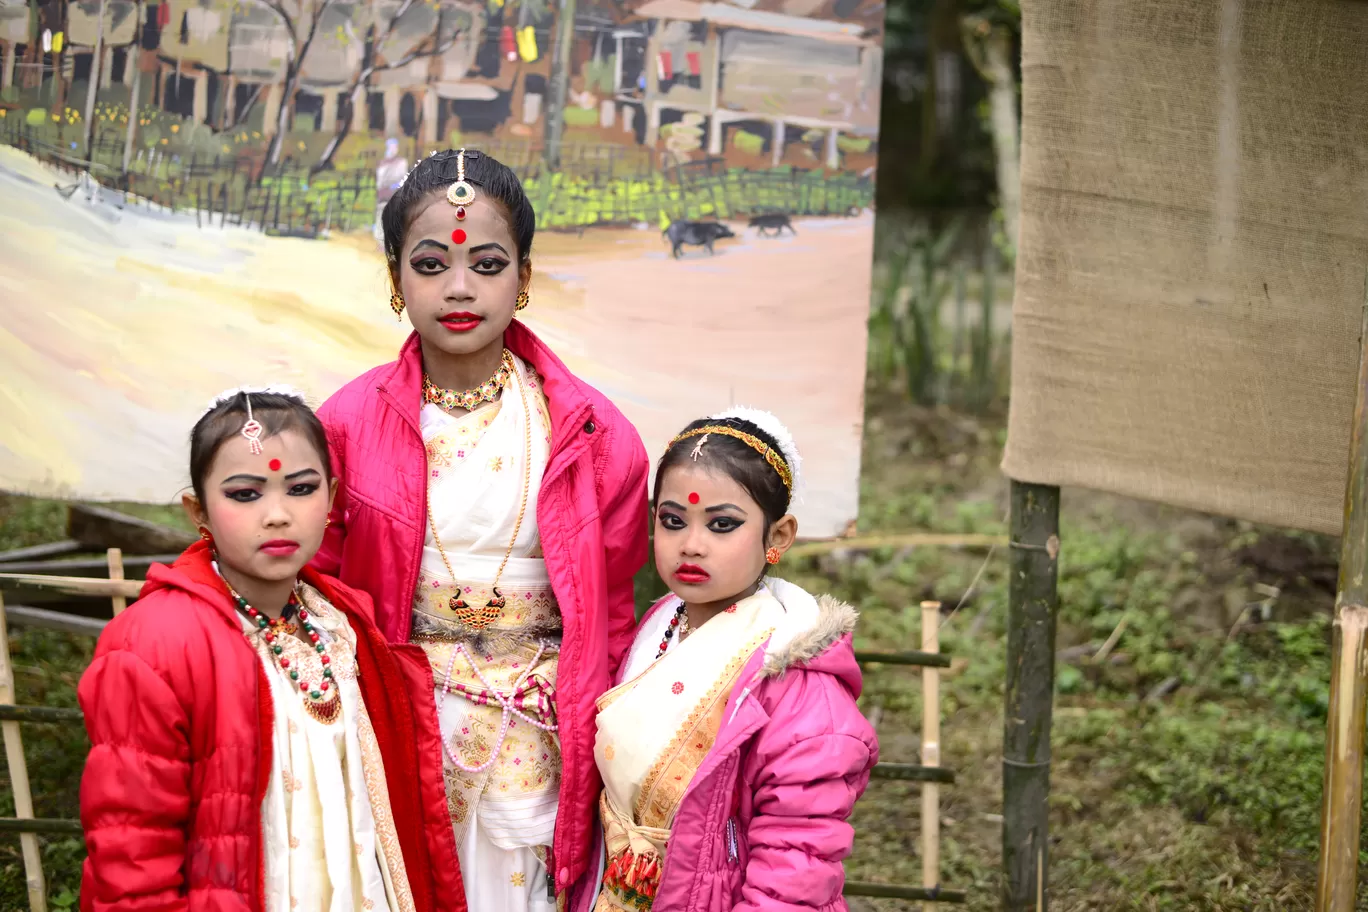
(1002, 480, 1060, 911)
(0, 594, 48, 912)
(920, 600, 941, 911)
(107, 547, 127, 616)
(1314, 282, 1368, 911)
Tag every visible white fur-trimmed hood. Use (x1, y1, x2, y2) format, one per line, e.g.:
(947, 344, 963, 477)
(758, 578, 859, 679)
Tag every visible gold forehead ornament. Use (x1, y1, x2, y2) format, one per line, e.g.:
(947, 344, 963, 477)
(446, 148, 476, 207)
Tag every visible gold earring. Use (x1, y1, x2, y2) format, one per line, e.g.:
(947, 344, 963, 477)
(199, 527, 213, 543)
(515, 290, 530, 312)
(390, 290, 405, 320)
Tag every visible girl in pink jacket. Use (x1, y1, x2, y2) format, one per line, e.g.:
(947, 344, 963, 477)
(312, 148, 649, 912)
(588, 408, 878, 912)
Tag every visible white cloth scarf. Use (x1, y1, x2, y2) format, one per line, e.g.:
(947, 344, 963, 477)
(419, 352, 560, 912)
(250, 585, 413, 912)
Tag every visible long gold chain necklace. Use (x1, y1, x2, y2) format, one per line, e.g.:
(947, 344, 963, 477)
(425, 351, 533, 630)
(423, 350, 514, 412)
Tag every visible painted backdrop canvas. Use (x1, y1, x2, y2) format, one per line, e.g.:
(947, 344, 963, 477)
(0, 0, 883, 537)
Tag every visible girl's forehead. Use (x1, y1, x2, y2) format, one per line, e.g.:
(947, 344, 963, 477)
(660, 463, 755, 503)
(208, 427, 324, 478)
(406, 193, 513, 244)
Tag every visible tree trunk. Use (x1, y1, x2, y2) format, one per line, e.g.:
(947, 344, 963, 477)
(81, 0, 108, 156)
(121, 45, 140, 171)
(983, 25, 1019, 254)
(314, 70, 372, 173)
(266, 68, 297, 165)
(542, 0, 576, 168)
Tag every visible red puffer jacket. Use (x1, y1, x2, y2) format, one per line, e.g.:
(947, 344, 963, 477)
(77, 540, 464, 912)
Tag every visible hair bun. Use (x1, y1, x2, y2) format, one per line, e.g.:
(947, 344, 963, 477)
(709, 406, 803, 499)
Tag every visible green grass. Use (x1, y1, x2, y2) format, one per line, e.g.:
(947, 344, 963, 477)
(0, 394, 1355, 908)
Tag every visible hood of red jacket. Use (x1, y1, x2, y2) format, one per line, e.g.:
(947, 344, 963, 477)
(141, 539, 356, 621)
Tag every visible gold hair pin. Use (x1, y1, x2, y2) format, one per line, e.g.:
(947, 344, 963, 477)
(446, 148, 476, 207)
(670, 425, 793, 490)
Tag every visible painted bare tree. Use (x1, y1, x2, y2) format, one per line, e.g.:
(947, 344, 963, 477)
(258, 0, 340, 165)
(311, 0, 480, 173)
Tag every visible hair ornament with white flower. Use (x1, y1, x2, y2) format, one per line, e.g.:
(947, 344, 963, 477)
(710, 405, 803, 501)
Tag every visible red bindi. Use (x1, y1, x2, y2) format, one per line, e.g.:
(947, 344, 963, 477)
(688, 492, 700, 504)
(451, 228, 467, 245)
(268, 458, 282, 472)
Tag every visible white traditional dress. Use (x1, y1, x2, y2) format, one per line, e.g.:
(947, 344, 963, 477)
(590, 586, 788, 911)
(412, 354, 562, 912)
(242, 583, 414, 912)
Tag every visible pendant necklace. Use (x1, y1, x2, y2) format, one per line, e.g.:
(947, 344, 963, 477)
(425, 349, 532, 630)
(221, 573, 341, 725)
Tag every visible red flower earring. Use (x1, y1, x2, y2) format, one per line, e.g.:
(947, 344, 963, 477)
(765, 547, 781, 565)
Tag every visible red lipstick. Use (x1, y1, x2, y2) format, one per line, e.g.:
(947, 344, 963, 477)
(674, 563, 711, 585)
(260, 539, 300, 557)
(438, 311, 482, 333)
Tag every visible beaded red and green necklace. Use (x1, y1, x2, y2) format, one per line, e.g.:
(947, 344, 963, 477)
(223, 576, 341, 725)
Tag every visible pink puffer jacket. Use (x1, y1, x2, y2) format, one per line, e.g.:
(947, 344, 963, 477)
(312, 320, 650, 898)
(581, 584, 879, 912)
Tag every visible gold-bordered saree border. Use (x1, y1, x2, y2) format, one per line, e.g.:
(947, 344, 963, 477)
(632, 631, 771, 829)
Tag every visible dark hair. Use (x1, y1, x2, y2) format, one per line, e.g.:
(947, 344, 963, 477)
(189, 392, 331, 502)
(382, 149, 536, 266)
(652, 417, 793, 531)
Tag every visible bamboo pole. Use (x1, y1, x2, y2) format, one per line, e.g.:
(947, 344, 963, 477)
(0, 594, 48, 912)
(1002, 481, 1060, 911)
(1314, 280, 1368, 912)
(0, 573, 142, 599)
(107, 548, 127, 616)
(786, 533, 1005, 561)
(920, 600, 941, 911)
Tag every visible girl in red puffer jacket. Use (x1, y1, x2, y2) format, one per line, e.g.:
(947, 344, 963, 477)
(78, 387, 464, 912)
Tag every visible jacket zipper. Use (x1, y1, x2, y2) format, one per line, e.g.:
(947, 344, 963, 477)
(725, 817, 739, 865)
(546, 845, 557, 900)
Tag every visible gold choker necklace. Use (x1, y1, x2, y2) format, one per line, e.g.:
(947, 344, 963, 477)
(423, 350, 514, 412)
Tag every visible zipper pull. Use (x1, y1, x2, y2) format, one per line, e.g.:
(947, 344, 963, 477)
(546, 846, 556, 900)
(725, 818, 739, 864)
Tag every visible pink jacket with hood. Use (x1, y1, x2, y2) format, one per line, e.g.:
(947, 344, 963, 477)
(312, 320, 650, 899)
(579, 578, 878, 912)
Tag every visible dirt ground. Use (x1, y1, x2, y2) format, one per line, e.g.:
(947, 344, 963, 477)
(0, 146, 869, 534)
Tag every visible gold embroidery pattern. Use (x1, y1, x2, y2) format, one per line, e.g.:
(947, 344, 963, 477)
(511, 872, 526, 887)
(425, 402, 502, 482)
(356, 684, 418, 912)
(634, 632, 770, 829)
(422, 637, 561, 843)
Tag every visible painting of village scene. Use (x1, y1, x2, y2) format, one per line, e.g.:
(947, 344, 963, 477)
(0, 0, 884, 536)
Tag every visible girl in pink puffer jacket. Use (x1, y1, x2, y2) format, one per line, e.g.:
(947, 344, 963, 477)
(585, 407, 879, 912)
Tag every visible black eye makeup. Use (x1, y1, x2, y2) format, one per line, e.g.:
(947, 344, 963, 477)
(473, 256, 510, 275)
(224, 488, 262, 503)
(707, 516, 744, 533)
(657, 509, 685, 531)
